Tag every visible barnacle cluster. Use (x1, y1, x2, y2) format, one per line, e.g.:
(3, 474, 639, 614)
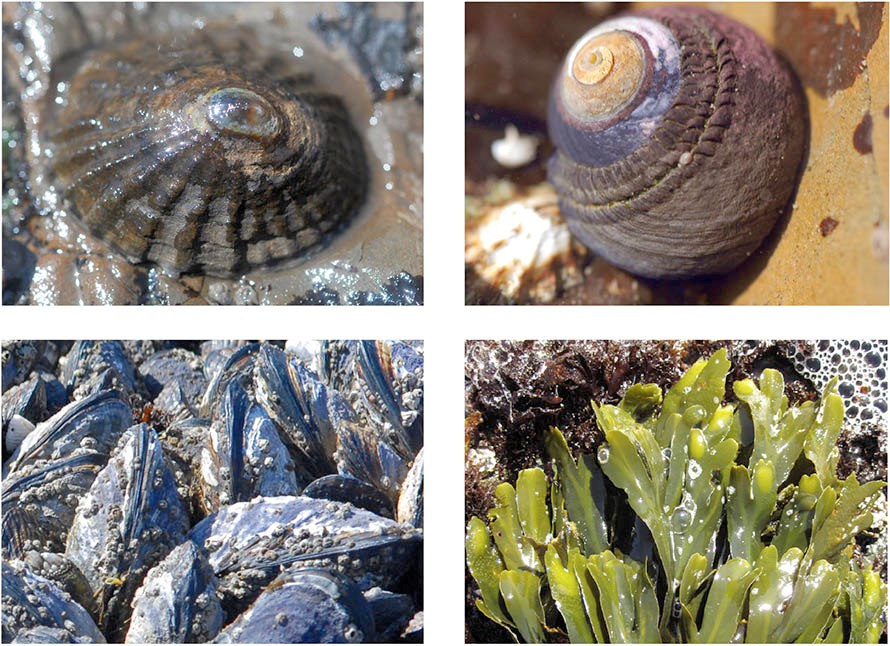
(466, 350, 887, 643)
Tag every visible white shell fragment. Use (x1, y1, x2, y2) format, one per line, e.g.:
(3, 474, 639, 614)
(5, 414, 36, 453)
(491, 124, 538, 168)
(466, 186, 586, 303)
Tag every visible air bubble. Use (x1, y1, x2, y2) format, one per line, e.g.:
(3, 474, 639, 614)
(597, 446, 610, 464)
(683, 405, 707, 426)
(671, 508, 692, 532)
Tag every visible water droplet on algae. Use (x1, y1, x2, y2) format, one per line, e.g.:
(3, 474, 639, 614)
(687, 460, 702, 480)
(779, 582, 794, 600)
(684, 405, 706, 425)
(671, 508, 692, 532)
(598, 447, 610, 464)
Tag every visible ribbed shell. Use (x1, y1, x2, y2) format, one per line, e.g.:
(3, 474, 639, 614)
(548, 7, 806, 279)
(49, 28, 367, 277)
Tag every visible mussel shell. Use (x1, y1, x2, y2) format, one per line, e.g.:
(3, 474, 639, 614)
(2, 451, 107, 555)
(189, 495, 422, 614)
(61, 342, 136, 400)
(11, 625, 94, 643)
(253, 345, 346, 481)
(1, 507, 44, 559)
(65, 424, 189, 641)
(302, 473, 395, 519)
(211, 568, 374, 644)
(18, 550, 97, 619)
(48, 27, 367, 277)
(2, 378, 46, 453)
(396, 447, 423, 528)
(1, 343, 49, 393)
(547, 7, 806, 278)
(4, 389, 132, 477)
(364, 587, 417, 642)
(125, 541, 224, 644)
(199, 380, 299, 514)
(158, 417, 214, 521)
(335, 418, 409, 504)
(199, 343, 262, 416)
(2, 354, 15, 394)
(138, 348, 207, 404)
(1, 560, 105, 644)
(346, 340, 424, 459)
(152, 381, 199, 421)
(201, 341, 253, 381)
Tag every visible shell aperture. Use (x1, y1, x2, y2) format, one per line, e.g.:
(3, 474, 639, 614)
(47, 29, 368, 278)
(547, 7, 807, 279)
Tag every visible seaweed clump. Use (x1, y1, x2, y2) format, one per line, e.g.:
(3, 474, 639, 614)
(466, 350, 887, 643)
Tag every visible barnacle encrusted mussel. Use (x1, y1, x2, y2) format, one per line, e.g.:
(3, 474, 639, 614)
(1, 340, 424, 643)
(48, 26, 367, 277)
(548, 7, 807, 278)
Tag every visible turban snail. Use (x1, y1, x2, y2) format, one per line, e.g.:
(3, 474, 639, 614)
(48, 28, 367, 278)
(548, 7, 806, 279)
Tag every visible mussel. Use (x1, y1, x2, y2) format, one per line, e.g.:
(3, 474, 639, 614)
(1, 340, 424, 643)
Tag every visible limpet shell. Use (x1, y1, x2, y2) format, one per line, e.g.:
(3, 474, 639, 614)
(49, 27, 367, 277)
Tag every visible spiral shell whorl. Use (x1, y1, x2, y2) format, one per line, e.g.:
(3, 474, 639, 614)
(48, 29, 367, 277)
(547, 7, 806, 279)
(550, 16, 681, 166)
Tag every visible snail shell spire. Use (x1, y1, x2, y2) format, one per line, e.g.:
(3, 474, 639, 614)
(547, 7, 807, 279)
(48, 29, 367, 278)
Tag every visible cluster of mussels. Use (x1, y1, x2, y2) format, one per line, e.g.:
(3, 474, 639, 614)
(1, 340, 423, 643)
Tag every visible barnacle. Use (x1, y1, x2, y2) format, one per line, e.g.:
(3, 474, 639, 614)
(466, 350, 887, 643)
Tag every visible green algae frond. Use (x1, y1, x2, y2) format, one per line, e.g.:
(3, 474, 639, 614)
(466, 350, 887, 643)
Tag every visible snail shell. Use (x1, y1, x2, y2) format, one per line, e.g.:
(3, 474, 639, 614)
(548, 7, 806, 279)
(48, 28, 367, 277)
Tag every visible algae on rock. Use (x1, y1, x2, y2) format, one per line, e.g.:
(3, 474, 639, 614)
(466, 350, 887, 643)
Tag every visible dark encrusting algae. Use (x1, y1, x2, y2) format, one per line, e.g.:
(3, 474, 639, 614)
(2, 340, 423, 643)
